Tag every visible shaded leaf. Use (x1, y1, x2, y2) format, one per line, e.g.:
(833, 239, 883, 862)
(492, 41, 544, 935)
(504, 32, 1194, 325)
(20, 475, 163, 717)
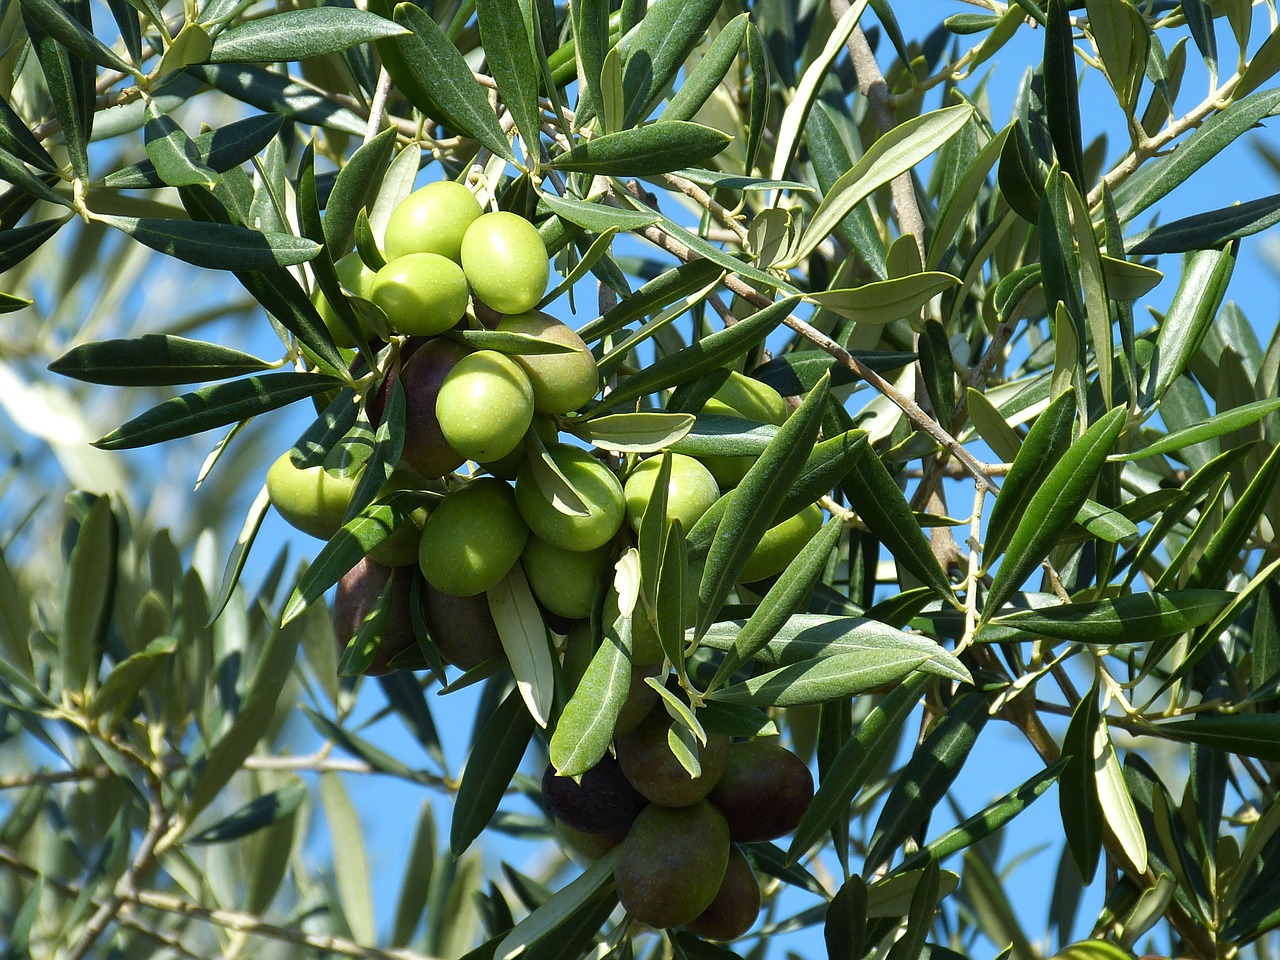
(550, 123, 731, 177)
(452, 686, 536, 856)
(50, 335, 274, 386)
(209, 7, 407, 62)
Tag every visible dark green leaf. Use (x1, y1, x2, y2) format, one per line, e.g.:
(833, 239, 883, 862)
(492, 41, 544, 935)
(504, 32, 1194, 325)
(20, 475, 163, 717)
(1043, 0, 1084, 187)
(209, 8, 407, 62)
(476, 0, 541, 152)
(550, 602, 633, 776)
(61, 496, 117, 693)
(825, 876, 868, 960)
(1182, 0, 1217, 77)
(452, 687, 536, 856)
(570, 0, 609, 123)
(744, 21, 769, 179)
(1060, 682, 1103, 882)
(618, 0, 721, 127)
(143, 98, 218, 188)
(0, 215, 72, 273)
(391, 4, 515, 161)
(864, 690, 995, 873)
(325, 128, 397, 255)
(661, 14, 749, 123)
(1146, 244, 1236, 404)
(1127, 193, 1280, 254)
(89, 635, 176, 724)
(186, 782, 306, 844)
(982, 407, 1125, 620)
(0, 292, 32, 313)
(23, 4, 93, 182)
(20, 0, 134, 74)
(991, 590, 1233, 643)
(710, 649, 942, 708)
(550, 123, 731, 177)
(841, 448, 954, 600)
(103, 113, 283, 189)
(94, 372, 338, 450)
(187, 63, 368, 136)
(1186, 441, 1280, 590)
(537, 191, 661, 233)
(984, 387, 1077, 564)
(0, 97, 57, 172)
(1152, 712, 1280, 762)
(97, 214, 321, 271)
(49, 334, 274, 386)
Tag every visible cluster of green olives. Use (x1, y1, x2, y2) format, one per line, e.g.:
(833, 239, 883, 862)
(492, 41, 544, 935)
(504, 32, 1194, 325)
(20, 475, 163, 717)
(542, 713, 814, 939)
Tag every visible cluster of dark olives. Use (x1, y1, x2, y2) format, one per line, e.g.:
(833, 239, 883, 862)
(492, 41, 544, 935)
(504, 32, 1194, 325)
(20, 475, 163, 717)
(542, 714, 814, 939)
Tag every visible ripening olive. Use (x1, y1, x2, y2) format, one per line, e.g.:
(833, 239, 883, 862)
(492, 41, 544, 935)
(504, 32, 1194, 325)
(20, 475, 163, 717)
(383, 180, 483, 263)
(554, 819, 627, 865)
(418, 477, 529, 596)
(616, 709, 730, 807)
(684, 844, 761, 940)
(521, 536, 611, 620)
(541, 756, 648, 836)
(623, 454, 720, 537)
(615, 800, 730, 929)
(738, 503, 825, 583)
(370, 252, 469, 337)
(435, 350, 536, 463)
(266, 451, 359, 540)
(460, 211, 550, 315)
(495, 311, 599, 413)
(514, 444, 625, 552)
(706, 739, 814, 843)
(332, 557, 421, 676)
(400, 338, 469, 478)
(421, 582, 506, 669)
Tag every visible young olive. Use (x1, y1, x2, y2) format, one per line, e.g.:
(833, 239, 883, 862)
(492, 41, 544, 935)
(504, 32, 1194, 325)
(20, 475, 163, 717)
(418, 477, 529, 596)
(265, 451, 358, 540)
(460, 211, 550, 315)
(521, 535, 611, 620)
(370, 252, 469, 337)
(514, 444, 625, 552)
(435, 350, 536, 463)
(383, 180, 483, 263)
(495, 311, 599, 413)
(623, 453, 720, 537)
(738, 503, 825, 583)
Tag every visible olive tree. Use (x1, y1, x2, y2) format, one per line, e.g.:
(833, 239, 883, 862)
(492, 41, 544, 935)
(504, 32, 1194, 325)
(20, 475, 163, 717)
(3, 0, 1280, 957)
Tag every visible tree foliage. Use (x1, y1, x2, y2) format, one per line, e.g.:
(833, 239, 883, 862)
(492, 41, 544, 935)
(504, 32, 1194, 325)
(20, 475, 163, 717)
(3, 0, 1280, 958)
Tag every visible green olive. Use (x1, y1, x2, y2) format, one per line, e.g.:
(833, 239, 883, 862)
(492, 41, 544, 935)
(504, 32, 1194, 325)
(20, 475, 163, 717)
(460, 211, 550, 315)
(370, 252, 469, 337)
(624, 454, 720, 536)
(701, 372, 790, 489)
(435, 350, 536, 463)
(521, 535, 611, 620)
(384, 180, 483, 263)
(495, 311, 599, 413)
(313, 252, 377, 348)
(418, 477, 529, 596)
(738, 503, 825, 582)
(514, 444, 625, 551)
(265, 451, 358, 540)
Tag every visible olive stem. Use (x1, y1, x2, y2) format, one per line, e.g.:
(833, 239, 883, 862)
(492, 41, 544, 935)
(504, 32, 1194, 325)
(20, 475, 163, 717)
(364, 67, 394, 143)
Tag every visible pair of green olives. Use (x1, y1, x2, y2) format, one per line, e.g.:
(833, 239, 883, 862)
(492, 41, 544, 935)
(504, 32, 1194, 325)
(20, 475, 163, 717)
(369, 181, 551, 336)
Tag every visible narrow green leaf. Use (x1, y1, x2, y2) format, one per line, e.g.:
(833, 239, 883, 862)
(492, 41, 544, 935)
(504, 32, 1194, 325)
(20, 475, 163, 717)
(392, 803, 436, 946)
(864, 690, 995, 873)
(1115, 88, 1280, 223)
(0, 97, 57, 173)
(550, 122, 731, 177)
(476, 0, 541, 152)
(808, 272, 961, 325)
(488, 565, 556, 727)
(697, 376, 829, 635)
(452, 686, 536, 857)
(188, 64, 368, 135)
(97, 214, 321, 271)
(93, 372, 338, 450)
(208, 485, 270, 626)
(21, 8, 93, 181)
(1186, 441, 1280, 590)
(50, 334, 275, 386)
(1086, 0, 1147, 113)
(1127, 193, 1280, 254)
(143, 99, 218, 188)
(709, 518, 843, 689)
(1152, 712, 1280, 762)
(0, 147, 69, 209)
(1044, 0, 1084, 187)
(1234, 22, 1280, 99)
(984, 388, 1078, 564)
(186, 782, 306, 844)
(660, 14, 748, 123)
(1096, 718, 1148, 872)
(841, 448, 954, 600)
(61, 496, 117, 693)
(1182, 0, 1218, 78)
(1101, 254, 1163, 301)
(789, 104, 973, 267)
(495, 849, 619, 960)
(1146, 245, 1236, 404)
(744, 21, 769, 177)
(325, 128, 397, 255)
(319, 772, 376, 944)
(209, 7, 407, 62)
(550, 603, 633, 776)
(538, 191, 660, 233)
(710, 650, 939, 708)
(982, 407, 1126, 620)
(90, 635, 176, 724)
(1060, 682, 1104, 882)
(618, 0, 721, 127)
(0, 292, 31, 313)
(898, 760, 1066, 872)
(19, 0, 134, 74)
(929, 124, 1012, 268)
(574, 412, 695, 453)
(965, 387, 1023, 463)
(392, 4, 515, 161)
(0, 215, 72, 273)
(992, 589, 1232, 643)
(825, 876, 868, 960)
(184, 611, 302, 823)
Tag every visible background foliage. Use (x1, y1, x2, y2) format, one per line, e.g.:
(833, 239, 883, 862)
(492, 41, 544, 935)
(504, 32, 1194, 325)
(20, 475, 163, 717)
(4, 0, 1280, 957)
